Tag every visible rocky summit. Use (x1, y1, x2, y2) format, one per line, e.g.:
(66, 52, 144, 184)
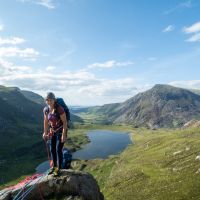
(0, 169, 104, 200)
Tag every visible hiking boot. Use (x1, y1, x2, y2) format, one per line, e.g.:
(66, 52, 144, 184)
(48, 167, 55, 175)
(53, 167, 59, 177)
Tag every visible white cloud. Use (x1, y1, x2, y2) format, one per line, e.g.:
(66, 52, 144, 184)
(66, 79, 150, 105)
(0, 37, 25, 45)
(78, 78, 138, 98)
(169, 80, 200, 89)
(11, 66, 31, 71)
(0, 69, 98, 88)
(0, 34, 39, 76)
(0, 35, 137, 105)
(0, 62, 142, 105)
(163, 25, 175, 32)
(183, 21, 200, 33)
(0, 24, 4, 31)
(46, 66, 56, 71)
(164, 0, 192, 14)
(0, 58, 11, 70)
(18, 0, 56, 9)
(183, 21, 200, 42)
(0, 58, 32, 75)
(0, 47, 39, 58)
(186, 33, 200, 42)
(36, 0, 55, 9)
(87, 60, 134, 69)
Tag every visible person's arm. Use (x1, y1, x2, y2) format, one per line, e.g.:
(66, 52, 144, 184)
(43, 111, 49, 139)
(60, 112, 68, 143)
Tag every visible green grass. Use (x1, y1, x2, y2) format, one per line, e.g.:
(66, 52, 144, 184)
(63, 128, 90, 151)
(74, 112, 110, 125)
(72, 127, 200, 200)
(3, 123, 200, 200)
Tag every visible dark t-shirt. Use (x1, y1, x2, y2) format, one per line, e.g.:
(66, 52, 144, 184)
(43, 105, 64, 131)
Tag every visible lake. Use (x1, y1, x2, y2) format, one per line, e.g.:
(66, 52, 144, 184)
(73, 130, 132, 159)
(36, 130, 132, 173)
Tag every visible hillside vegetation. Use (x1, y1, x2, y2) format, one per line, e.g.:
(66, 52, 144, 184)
(73, 127, 200, 200)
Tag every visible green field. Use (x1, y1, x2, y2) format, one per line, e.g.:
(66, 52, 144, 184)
(74, 112, 111, 125)
(72, 126, 200, 200)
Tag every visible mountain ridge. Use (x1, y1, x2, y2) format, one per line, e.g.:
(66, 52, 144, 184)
(86, 84, 200, 128)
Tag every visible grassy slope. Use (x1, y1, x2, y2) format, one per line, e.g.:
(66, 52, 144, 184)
(73, 127, 200, 200)
(0, 123, 44, 184)
(3, 122, 200, 200)
(74, 112, 110, 125)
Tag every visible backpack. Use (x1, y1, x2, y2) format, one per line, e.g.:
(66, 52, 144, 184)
(56, 98, 71, 122)
(62, 148, 72, 169)
(45, 97, 71, 128)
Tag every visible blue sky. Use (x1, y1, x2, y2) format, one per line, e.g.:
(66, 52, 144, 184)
(0, 0, 200, 105)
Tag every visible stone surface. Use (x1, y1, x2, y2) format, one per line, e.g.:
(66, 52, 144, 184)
(0, 169, 104, 200)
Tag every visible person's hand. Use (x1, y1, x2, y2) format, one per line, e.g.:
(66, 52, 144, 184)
(61, 134, 66, 143)
(43, 132, 48, 140)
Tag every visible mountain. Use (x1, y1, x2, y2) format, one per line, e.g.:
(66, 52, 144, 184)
(20, 90, 46, 106)
(88, 84, 200, 128)
(0, 85, 49, 145)
(189, 89, 200, 96)
(0, 85, 43, 127)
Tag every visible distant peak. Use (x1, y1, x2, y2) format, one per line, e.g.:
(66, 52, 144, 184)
(153, 84, 173, 89)
(9, 87, 20, 91)
(0, 85, 6, 88)
(150, 84, 178, 92)
(0, 85, 20, 91)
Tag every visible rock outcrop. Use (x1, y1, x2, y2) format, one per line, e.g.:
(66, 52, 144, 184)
(182, 119, 200, 129)
(0, 170, 104, 200)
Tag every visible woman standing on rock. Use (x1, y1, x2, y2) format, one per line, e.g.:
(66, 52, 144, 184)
(43, 92, 67, 176)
